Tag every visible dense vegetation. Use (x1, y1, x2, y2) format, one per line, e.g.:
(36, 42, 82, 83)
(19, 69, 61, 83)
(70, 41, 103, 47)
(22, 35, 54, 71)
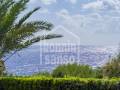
(102, 53, 120, 78)
(0, 77, 120, 90)
(52, 64, 102, 78)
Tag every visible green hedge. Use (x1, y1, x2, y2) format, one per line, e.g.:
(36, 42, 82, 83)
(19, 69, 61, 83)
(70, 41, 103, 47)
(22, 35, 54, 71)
(0, 77, 120, 90)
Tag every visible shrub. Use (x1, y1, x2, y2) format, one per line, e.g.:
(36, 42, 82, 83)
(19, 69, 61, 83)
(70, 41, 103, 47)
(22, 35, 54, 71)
(94, 67, 103, 78)
(52, 64, 99, 78)
(0, 77, 120, 90)
(102, 53, 120, 78)
(32, 72, 51, 77)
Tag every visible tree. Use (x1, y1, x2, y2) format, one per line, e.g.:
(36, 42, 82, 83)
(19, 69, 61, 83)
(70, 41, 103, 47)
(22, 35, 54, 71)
(0, 0, 62, 75)
(102, 53, 120, 78)
(52, 64, 96, 78)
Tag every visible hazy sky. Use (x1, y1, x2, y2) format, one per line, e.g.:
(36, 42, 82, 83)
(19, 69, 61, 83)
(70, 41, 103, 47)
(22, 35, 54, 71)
(23, 0, 120, 46)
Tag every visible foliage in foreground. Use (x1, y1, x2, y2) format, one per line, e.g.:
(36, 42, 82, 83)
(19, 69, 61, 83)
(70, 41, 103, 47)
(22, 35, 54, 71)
(0, 77, 120, 90)
(0, 0, 57, 60)
(0, 0, 62, 75)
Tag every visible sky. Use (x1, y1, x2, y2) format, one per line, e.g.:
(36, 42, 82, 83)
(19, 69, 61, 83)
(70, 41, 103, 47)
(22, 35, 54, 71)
(23, 0, 120, 46)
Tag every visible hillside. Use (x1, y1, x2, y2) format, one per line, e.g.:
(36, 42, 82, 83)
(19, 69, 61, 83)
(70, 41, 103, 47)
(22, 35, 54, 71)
(5, 45, 117, 75)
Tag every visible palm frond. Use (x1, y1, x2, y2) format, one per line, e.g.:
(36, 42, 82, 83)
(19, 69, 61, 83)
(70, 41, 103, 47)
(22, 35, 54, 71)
(15, 7, 40, 28)
(0, 0, 62, 60)
(0, 0, 29, 34)
(0, 0, 14, 21)
(17, 34, 63, 49)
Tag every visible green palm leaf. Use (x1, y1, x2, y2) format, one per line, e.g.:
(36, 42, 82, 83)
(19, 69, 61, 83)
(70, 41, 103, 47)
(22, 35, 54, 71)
(0, 0, 62, 60)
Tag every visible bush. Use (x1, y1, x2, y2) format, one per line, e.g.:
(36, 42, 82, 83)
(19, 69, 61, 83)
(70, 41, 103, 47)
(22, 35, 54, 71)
(52, 64, 98, 78)
(32, 72, 51, 77)
(0, 77, 120, 90)
(102, 53, 120, 78)
(94, 67, 103, 78)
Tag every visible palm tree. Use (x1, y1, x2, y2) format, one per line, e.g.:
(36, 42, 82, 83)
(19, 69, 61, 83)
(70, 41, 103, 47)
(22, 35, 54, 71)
(0, 0, 62, 75)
